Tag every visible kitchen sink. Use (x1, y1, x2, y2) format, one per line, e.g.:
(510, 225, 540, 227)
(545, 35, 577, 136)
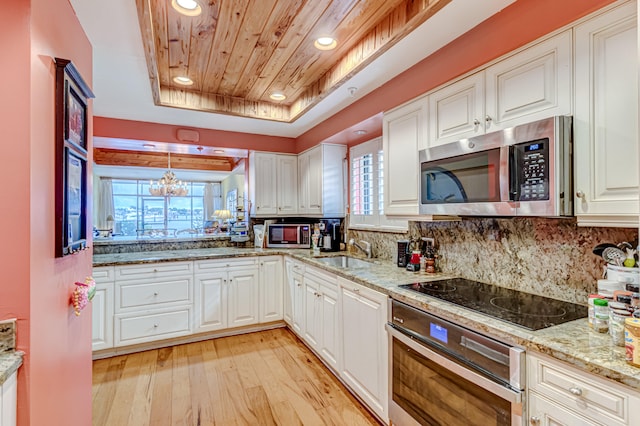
(316, 256, 372, 269)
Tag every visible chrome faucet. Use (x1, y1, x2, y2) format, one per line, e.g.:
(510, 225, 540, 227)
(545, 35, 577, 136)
(349, 238, 372, 258)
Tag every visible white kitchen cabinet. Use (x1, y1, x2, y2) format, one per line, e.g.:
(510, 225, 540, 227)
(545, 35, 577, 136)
(91, 266, 114, 351)
(194, 258, 259, 332)
(338, 277, 388, 423)
(298, 144, 347, 217)
(0, 372, 17, 426)
(484, 30, 572, 132)
(383, 96, 428, 216)
(284, 258, 305, 335)
(303, 266, 340, 372)
(276, 154, 299, 215)
(248, 151, 278, 216)
(427, 30, 572, 150)
(574, 1, 638, 227)
(259, 256, 283, 323)
(428, 71, 485, 148)
(527, 352, 640, 426)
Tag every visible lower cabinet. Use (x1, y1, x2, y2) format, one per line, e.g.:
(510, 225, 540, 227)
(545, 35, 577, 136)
(92, 266, 114, 351)
(527, 353, 640, 426)
(302, 266, 340, 372)
(194, 258, 260, 332)
(259, 256, 283, 323)
(284, 258, 305, 335)
(338, 277, 389, 423)
(0, 372, 17, 426)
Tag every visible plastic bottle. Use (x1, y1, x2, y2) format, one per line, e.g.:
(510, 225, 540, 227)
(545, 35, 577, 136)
(593, 298, 609, 333)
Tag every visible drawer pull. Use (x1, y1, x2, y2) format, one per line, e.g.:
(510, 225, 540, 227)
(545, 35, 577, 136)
(153, 292, 159, 296)
(153, 324, 159, 328)
(529, 416, 540, 425)
(353, 288, 360, 293)
(569, 386, 583, 396)
(153, 269, 158, 272)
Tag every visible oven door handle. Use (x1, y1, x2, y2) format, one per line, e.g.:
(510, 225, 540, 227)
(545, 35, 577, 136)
(460, 335, 510, 366)
(386, 324, 522, 404)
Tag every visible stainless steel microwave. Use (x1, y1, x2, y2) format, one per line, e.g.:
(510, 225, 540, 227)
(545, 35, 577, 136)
(266, 223, 311, 248)
(419, 116, 572, 217)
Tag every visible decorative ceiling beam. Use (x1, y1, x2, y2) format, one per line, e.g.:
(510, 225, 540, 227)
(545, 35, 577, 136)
(94, 148, 235, 172)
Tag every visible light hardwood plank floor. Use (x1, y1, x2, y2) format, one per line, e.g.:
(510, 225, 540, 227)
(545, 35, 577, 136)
(93, 328, 381, 426)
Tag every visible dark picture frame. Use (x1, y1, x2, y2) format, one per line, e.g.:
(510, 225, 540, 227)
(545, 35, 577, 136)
(55, 58, 94, 257)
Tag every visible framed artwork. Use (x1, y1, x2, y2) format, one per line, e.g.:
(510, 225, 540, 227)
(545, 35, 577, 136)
(55, 58, 94, 257)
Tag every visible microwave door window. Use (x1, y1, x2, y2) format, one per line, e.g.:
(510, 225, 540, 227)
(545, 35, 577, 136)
(282, 227, 298, 243)
(423, 167, 468, 203)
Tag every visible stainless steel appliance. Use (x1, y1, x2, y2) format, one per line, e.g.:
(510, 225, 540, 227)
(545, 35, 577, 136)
(387, 299, 525, 426)
(265, 223, 311, 248)
(419, 116, 572, 217)
(318, 218, 341, 252)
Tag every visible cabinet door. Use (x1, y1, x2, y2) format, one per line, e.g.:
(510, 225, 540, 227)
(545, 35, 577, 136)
(306, 147, 323, 215)
(528, 392, 599, 426)
(1, 373, 17, 426)
(383, 97, 427, 216)
(574, 2, 638, 225)
(283, 259, 295, 325)
(297, 152, 310, 214)
(92, 282, 114, 351)
(291, 269, 305, 336)
(259, 256, 283, 323)
(339, 278, 388, 422)
(227, 267, 260, 328)
(428, 72, 485, 148)
(303, 275, 321, 348)
(485, 31, 572, 132)
(251, 152, 278, 216)
(319, 279, 340, 371)
(276, 154, 299, 215)
(194, 271, 227, 332)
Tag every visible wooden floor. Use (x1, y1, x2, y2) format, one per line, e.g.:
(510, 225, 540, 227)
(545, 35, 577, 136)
(92, 328, 381, 426)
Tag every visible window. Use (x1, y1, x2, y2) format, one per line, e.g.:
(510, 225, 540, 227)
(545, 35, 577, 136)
(111, 179, 219, 236)
(350, 138, 407, 231)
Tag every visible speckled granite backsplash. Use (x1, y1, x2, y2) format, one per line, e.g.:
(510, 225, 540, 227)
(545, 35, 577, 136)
(0, 320, 16, 352)
(348, 218, 637, 304)
(93, 236, 250, 254)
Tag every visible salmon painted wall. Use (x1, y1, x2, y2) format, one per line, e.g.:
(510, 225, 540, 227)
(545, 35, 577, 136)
(296, 0, 618, 150)
(94, 117, 297, 153)
(0, 0, 32, 380)
(0, 0, 94, 424)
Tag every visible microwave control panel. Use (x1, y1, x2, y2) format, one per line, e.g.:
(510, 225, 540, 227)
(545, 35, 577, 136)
(511, 138, 550, 201)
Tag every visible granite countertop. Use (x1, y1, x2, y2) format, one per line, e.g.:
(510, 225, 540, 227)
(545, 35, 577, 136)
(0, 352, 23, 385)
(93, 247, 640, 390)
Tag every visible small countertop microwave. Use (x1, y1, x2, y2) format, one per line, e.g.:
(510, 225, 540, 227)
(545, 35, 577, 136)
(266, 223, 311, 248)
(419, 116, 572, 217)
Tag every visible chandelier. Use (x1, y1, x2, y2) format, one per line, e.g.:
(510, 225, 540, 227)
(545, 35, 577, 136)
(149, 152, 188, 197)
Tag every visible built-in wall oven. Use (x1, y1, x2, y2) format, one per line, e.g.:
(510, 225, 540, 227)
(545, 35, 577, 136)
(387, 300, 525, 426)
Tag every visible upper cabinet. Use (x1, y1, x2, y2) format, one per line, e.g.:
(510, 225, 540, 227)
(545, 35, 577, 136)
(428, 31, 572, 149)
(383, 97, 428, 216)
(298, 144, 346, 217)
(250, 144, 346, 218)
(574, 1, 638, 227)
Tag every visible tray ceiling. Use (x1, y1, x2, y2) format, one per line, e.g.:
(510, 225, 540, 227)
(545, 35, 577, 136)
(137, 0, 450, 123)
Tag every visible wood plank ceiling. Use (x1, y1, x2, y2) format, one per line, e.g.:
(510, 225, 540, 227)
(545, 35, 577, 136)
(136, 0, 451, 123)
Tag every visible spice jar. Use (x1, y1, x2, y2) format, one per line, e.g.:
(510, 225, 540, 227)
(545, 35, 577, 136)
(610, 309, 632, 346)
(593, 298, 609, 333)
(588, 294, 599, 329)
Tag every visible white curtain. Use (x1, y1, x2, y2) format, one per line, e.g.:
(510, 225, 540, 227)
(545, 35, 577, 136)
(203, 183, 222, 223)
(97, 178, 115, 229)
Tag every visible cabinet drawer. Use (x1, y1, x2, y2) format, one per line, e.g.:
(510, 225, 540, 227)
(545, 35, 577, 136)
(92, 266, 114, 283)
(528, 354, 630, 425)
(114, 308, 191, 346)
(115, 277, 193, 313)
(195, 258, 256, 273)
(115, 261, 192, 280)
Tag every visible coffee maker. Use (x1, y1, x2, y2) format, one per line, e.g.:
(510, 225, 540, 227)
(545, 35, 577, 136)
(318, 219, 341, 252)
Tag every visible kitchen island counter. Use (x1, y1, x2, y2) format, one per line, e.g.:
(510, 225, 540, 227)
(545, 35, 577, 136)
(93, 248, 640, 390)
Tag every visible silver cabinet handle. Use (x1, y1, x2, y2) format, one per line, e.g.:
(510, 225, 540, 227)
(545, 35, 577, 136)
(296, 283, 301, 287)
(576, 191, 586, 200)
(485, 115, 492, 123)
(530, 416, 540, 425)
(153, 292, 158, 296)
(153, 269, 158, 273)
(153, 324, 159, 328)
(473, 118, 480, 126)
(353, 288, 360, 293)
(569, 386, 583, 396)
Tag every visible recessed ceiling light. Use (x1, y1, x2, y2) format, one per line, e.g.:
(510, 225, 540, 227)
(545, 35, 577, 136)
(314, 36, 337, 51)
(213, 149, 225, 154)
(269, 92, 286, 101)
(171, 0, 202, 16)
(173, 76, 194, 86)
(142, 143, 156, 149)
(354, 130, 368, 136)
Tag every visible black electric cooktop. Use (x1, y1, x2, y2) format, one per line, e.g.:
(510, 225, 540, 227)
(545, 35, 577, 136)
(400, 278, 588, 331)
